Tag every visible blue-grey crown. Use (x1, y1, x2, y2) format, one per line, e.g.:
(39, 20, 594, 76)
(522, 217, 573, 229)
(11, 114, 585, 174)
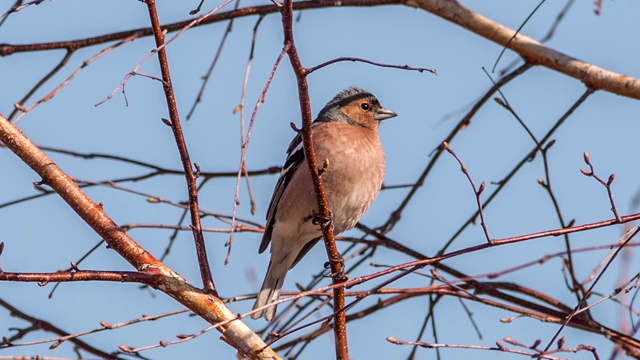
(315, 87, 377, 124)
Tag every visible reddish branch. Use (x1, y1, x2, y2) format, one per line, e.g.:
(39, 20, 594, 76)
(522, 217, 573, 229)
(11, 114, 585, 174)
(540, 226, 640, 356)
(143, 0, 215, 294)
(0, 113, 277, 359)
(280, 0, 349, 358)
(3, 0, 639, 100)
(0, 270, 156, 284)
(0, 0, 400, 56)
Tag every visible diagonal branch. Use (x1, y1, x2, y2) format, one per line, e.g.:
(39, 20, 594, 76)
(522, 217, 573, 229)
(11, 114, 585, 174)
(0, 114, 278, 359)
(143, 0, 215, 294)
(414, 0, 640, 99)
(0, 298, 124, 359)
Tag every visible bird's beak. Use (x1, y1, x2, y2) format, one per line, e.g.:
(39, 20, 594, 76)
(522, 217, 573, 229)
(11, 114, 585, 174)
(374, 107, 397, 121)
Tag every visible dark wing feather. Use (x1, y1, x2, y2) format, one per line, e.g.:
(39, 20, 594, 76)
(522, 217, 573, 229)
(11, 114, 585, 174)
(290, 237, 321, 268)
(258, 132, 305, 253)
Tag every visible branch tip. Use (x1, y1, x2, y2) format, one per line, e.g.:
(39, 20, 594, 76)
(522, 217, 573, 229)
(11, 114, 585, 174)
(289, 121, 301, 132)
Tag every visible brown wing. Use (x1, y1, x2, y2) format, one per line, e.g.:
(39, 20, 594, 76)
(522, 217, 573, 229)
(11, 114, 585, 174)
(258, 132, 304, 253)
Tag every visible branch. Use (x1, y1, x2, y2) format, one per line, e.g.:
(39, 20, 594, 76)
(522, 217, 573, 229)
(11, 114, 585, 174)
(580, 152, 622, 223)
(0, 0, 401, 55)
(379, 63, 533, 234)
(281, 0, 349, 358)
(143, 0, 215, 294)
(414, 0, 640, 99)
(0, 114, 278, 360)
(442, 142, 491, 243)
(0, 270, 155, 284)
(0, 298, 124, 359)
(306, 56, 436, 75)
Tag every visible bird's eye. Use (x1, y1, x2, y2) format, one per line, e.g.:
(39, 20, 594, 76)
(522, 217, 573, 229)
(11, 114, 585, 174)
(360, 103, 371, 111)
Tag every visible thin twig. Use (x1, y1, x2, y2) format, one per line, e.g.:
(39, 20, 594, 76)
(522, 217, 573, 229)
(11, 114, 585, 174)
(438, 87, 594, 253)
(483, 67, 540, 148)
(580, 152, 622, 223)
(9, 49, 73, 120)
(379, 63, 532, 235)
(491, 0, 547, 72)
(96, 0, 234, 107)
(498, 0, 576, 76)
(306, 56, 436, 75)
(536, 141, 585, 303)
(388, 336, 567, 360)
(12, 32, 140, 123)
(121, 324, 216, 354)
(186, 0, 242, 120)
(442, 142, 492, 243)
(0, 298, 126, 359)
(0, 0, 43, 20)
(227, 15, 265, 265)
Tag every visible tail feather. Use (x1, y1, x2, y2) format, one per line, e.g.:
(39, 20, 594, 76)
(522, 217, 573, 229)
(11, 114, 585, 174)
(251, 260, 288, 320)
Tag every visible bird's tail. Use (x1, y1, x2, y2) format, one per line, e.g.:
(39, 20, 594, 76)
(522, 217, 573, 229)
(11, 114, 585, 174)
(251, 260, 288, 321)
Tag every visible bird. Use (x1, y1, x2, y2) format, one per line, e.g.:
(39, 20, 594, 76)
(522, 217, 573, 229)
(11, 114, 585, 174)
(251, 87, 397, 321)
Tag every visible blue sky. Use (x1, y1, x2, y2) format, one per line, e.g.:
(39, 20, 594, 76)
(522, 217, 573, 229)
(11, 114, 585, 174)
(2, 1, 640, 359)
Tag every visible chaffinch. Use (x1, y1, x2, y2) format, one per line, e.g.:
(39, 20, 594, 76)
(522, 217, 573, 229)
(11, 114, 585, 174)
(251, 87, 397, 320)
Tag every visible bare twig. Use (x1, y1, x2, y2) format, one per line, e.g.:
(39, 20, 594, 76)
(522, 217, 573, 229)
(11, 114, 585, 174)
(227, 15, 266, 265)
(484, 67, 540, 148)
(0, 0, 43, 20)
(96, 0, 234, 107)
(438, 88, 594, 253)
(580, 152, 622, 223)
(121, 324, 216, 354)
(497, 0, 576, 76)
(387, 336, 568, 359)
(0, 110, 277, 360)
(9, 49, 73, 120)
(414, 0, 640, 99)
(306, 57, 436, 75)
(379, 62, 533, 235)
(0, 298, 124, 359)
(491, 0, 547, 72)
(442, 142, 491, 243)
(540, 225, 640, 356)
(12, 32, 140, 123)
(187, 0, 242, 120)
(487, 70, 584, 302)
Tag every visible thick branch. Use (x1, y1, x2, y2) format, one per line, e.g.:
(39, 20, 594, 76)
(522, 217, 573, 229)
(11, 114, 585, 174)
(0, 115, 278, 360)
(414, 0, 640, 99)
